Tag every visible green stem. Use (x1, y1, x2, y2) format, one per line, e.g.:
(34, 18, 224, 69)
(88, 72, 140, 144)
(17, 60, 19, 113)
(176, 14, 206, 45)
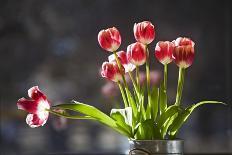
(164, 64, 168, 90)
(145, 46, 151, 104)
(117, 81, 129, 107)
(128, 71, 139, 95)
(113, 51, 138, 118)
(136, 66, 140, 91)
(175, 67, 185, 106)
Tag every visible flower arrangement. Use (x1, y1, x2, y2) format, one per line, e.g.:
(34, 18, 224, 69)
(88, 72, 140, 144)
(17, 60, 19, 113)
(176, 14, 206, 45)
(17, 21, 225, 140)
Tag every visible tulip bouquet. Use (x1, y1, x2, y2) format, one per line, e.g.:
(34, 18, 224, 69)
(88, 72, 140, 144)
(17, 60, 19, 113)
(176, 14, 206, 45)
(17, 21, 224, 140)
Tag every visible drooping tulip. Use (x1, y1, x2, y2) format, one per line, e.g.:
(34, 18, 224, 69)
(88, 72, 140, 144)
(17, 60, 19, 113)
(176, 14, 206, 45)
(98, 27, 121, 52)
(108, 51, 136, 73)
(127, 42, 147, 66)
(173, 37, 195, 68)
(133, 21, 155, 45)
(17, 86, 50, 128)
(154, 41, 175, 65)
(101, 61, 125, 82)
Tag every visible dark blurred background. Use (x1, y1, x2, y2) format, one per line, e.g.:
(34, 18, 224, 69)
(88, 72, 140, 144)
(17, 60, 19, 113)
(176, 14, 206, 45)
(0, 0, 231, 154)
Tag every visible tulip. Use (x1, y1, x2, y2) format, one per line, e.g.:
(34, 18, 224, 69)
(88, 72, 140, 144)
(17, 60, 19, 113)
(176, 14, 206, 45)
(155, 41, 175, 65)
(127, 42, 147, 66)
(17, 86, 50, 128)
(101, 61, 125, 82)
(173, 37, 195, 106)
(173, 37, 195, 68)
(133, 21, 155, 45)
(108, 51, 136, 73)
(98, 27, 121, 52)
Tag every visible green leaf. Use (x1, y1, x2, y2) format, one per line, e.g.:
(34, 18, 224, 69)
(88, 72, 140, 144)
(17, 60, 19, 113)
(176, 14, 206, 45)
(146, 86, 159, 121)
(168, 101, 225, 138)
(138, 85, 146, 122)
(125, 88, 138, 120)
(160, 113, 178, 139)
(151, 86, 159, 121)
(135, 119, 155, 139)
(159, 81, 167, 114)
(110, 107, 132, 134)
(47, 109, 94, 119)
(53, 101, 131, 137)
(157, 105, 181, 130)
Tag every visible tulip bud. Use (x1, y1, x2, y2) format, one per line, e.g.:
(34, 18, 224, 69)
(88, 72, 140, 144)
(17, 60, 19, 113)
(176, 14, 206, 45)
(154, 41, 175, 65)
(101, 61, 125, 82)
(98, 27, 121, 52)
(173, 37, 195, 68)
(108, 51, 136, 73)
(127, 42, 147, 66)
(133, 21, 155, 45)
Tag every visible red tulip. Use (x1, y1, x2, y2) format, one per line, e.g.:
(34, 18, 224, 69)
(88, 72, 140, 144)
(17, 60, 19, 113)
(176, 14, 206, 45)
(108, 51, 136, 73)
(98, 27, 121, 52)
(155, 41, 175, 65)
(133, 21, 155, 45)
(173, 37, 195, 68)
(101, 61, 125, 82)
(127, 42, 147, 66)
(17, 86, 50, 128)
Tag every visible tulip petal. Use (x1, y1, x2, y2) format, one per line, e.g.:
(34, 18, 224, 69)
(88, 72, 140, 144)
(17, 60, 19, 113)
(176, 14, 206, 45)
(26, 113, 48, 128)
(98, 27, 121, 52)
(108, 51, 136, 73)
(127, 42, 147, 66)
(17, 98, 38, 114)
(28, 86, 46, 100)
(133, 21, 155, 45)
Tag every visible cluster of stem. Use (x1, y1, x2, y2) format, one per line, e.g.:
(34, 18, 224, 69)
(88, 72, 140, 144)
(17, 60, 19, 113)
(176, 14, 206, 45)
(114, 46, 186, 115)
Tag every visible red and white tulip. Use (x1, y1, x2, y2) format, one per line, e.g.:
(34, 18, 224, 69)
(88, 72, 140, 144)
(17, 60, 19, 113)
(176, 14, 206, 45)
(17, 86, 50, 128)
(173, 37, 195, 68)
(108, 51, 136, 73)
(101, 61, 125, 82)
(127, 42, 147, 66)
(98, 27, 121, 52)
(133, 21, 155, 45)
(155, 41, 175, 65)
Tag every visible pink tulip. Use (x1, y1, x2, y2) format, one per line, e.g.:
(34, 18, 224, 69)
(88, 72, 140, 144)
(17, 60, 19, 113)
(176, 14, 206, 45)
(101, 61, 125, 82)
(173, 37, 195, 68)
(155, 41, 175, 65)
(98, 27, 121, 52)
(17, 86, 50, 128)
(108, 51, 136, 73)
(133, 21, 155, 45)
(127, 42, 147, 66)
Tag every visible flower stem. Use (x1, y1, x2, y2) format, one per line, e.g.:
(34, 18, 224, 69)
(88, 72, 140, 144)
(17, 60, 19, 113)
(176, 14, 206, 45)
(164, 64, 168, 90)
(128, 71, 139, 96)
(145, 46, 151, 104)
(136, 66, 140, 91)
(175, 67, 185, 106)
(117, 81, 129, 107)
